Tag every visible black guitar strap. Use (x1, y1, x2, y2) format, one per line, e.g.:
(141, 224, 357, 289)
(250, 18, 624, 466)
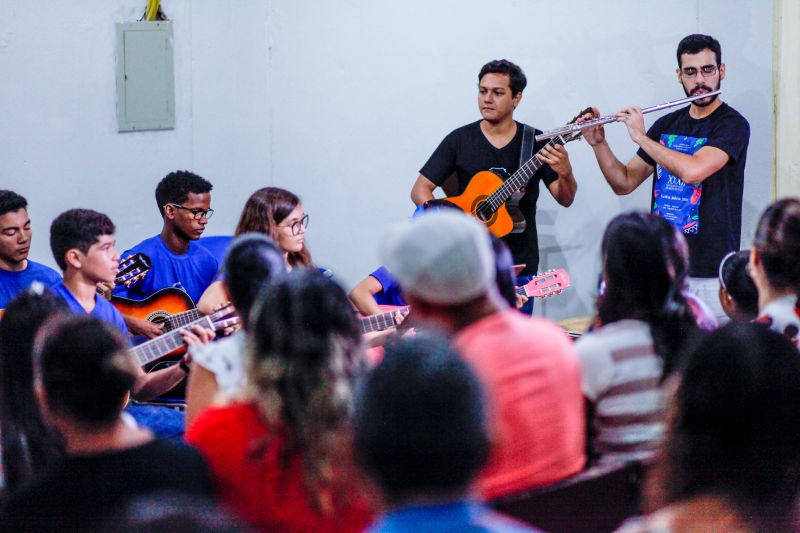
(520, 124, 536, 169)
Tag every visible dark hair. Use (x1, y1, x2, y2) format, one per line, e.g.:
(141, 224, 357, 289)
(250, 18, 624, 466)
(598, 212, 698, 376)
(234, 187, 312, 268)
(247, 269, 363, 513)
(719, 251, 759, 319)
(491, 236, 518, 308)
(479, 59, 527, 97)
(0, 287, 66, 491)
(0, 190, 27, 217)
(664, 322, 800, 530)
(36, 316, 137, 427)
(677, 34, 722, 67)
(154, 170, 213, 218)
(753, 198, 800, 296)
(354, 333, 488, 500)
(223, 233, 285, 327)
(49, 209, 115, 271)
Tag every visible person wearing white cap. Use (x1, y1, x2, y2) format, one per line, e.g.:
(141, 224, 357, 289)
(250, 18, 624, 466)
(381, 210, 586, 500)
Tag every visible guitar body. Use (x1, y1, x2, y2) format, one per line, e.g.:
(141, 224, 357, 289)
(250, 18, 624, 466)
(445, 170, 526, 237)
(111, 287, 195, 329)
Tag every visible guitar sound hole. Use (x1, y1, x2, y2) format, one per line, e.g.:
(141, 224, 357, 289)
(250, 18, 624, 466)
(475, 202, 493, 223)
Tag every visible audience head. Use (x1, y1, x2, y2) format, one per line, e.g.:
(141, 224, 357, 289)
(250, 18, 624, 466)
(751, 198, 800, 300)
(599, 212, 680, 324)
(223, 233, 285, 327)
(381, 210, 496, 310)
(718, 251, 759, 321)
(0, 285, 67, 489)
(34, 316, 137, 432)
(247, 269, 362, 510)
(599, 212, 698, 375)
(664, 322, 800, 529)
(0, 190, 31, 268)
(234, 187, 311, 267)
(49, 208, 116, 273)
(154, 170, 213, 218)
(354, 333, 488, 505)
(479, 59, 527, 97)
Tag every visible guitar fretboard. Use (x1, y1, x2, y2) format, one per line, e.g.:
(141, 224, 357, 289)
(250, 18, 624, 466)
(164, 309, 202, 331)
(132, 316, 213, 366)
(476, 135, 566, 217)
(359, 307, 410, 334)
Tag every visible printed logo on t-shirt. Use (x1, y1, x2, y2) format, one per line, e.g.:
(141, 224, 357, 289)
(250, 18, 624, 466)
(652, 134, 707, 234)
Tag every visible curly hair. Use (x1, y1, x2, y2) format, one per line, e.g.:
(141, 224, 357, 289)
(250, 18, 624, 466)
(245, 269, 362, 514)
(234, 187, 312, 268)
(49, 209, 115, 271)
(154, 170, 213, 218)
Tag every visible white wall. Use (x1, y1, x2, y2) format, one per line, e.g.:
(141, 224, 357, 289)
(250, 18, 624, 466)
(0, 1, 773, 321)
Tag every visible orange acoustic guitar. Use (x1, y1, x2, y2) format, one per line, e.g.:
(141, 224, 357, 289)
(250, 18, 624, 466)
(112, 287, 200, 332)
(444, 112, 588, 237)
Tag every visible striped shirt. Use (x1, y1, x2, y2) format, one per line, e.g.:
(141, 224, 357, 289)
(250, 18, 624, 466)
(574, 320, 666, 465)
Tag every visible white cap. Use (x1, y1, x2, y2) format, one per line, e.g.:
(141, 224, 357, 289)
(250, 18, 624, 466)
(381, 210, 495, 305)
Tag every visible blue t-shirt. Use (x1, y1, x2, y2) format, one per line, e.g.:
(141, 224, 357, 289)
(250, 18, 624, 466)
(112, 235, 219, 305)
(0, 261, 61, 310)
(369, 501, 540, 533)
(196, 235, 233, 271)
(51, 281, 129, 337)
(370, 266, 407, 307)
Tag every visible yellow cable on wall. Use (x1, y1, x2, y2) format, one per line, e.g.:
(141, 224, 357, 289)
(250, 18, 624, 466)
(145, 0, 160, 21)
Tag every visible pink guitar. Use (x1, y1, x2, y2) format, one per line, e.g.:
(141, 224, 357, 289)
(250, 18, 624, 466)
(360, 268, 571, 334)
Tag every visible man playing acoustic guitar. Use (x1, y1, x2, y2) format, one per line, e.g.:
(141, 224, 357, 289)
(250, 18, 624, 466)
(410, 59, 578, 298)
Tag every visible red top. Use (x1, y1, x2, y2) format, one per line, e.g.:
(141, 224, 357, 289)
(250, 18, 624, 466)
(186, 402, 374, 532)
(455, 309, 586, 499)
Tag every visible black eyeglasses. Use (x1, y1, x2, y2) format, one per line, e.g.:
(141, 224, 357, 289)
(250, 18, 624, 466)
(278, 214, 309, 235)
(680, 65, 718, 78)
(167, 204, 214, 220)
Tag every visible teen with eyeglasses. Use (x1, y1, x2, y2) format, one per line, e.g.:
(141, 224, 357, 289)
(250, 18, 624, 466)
(196, 187, 315, 316)
(581, 34, 750, 323)
(111, 171, 219, 338)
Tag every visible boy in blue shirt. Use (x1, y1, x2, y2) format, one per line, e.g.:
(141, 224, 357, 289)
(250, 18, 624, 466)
(112, 171, 218, 321)
(49, 209, 210, 419)
(0, 190, 60, 312)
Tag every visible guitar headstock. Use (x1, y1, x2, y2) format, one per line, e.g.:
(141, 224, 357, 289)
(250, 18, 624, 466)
(209, 302, 240, 336)
(522, 268, 571, 298)
(116, 253, 151, 287)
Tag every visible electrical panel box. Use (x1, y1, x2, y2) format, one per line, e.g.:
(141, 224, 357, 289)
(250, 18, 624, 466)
(116, 21, 175, 132)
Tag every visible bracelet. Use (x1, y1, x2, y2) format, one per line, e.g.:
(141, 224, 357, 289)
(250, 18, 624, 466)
(179, 359, 191, 373)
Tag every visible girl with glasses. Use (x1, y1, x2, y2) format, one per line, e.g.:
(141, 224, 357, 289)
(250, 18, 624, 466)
(197, 187, 314, 316)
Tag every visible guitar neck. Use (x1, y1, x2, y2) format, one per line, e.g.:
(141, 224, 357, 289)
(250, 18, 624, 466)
(488, 135, 566, 207)
(131, 315, 212, 367)
(360, 307, 410, 334)
(165, 308, 202, 331)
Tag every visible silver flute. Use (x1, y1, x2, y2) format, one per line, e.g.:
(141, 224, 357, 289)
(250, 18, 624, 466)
(535, 90, 722, 141)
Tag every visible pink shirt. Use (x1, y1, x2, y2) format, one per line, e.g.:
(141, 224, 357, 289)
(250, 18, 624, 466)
(455, 309, 586, 499)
